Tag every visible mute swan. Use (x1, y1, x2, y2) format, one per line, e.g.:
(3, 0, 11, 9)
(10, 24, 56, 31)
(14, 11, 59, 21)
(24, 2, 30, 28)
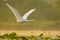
(6, 3, 36, 23)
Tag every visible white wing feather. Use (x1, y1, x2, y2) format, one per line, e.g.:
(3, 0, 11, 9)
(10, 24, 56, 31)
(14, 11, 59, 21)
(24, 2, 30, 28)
(22, 9, 36, 20)
(6, 3, 22, 20)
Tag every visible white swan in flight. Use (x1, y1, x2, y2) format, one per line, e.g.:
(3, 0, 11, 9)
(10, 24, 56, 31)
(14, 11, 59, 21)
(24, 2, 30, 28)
(5, 3, 36, 23)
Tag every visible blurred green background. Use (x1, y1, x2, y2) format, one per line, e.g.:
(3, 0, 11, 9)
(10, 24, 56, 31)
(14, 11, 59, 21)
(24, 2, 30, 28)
(0, 0, 60, 30)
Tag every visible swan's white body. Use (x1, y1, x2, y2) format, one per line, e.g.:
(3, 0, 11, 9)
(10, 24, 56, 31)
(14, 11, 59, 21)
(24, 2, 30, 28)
(6, 3, 36, 23)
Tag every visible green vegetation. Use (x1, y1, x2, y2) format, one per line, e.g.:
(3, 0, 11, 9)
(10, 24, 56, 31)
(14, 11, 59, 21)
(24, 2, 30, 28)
(0, 0, 60, 30)
(0, 32, 60, 40)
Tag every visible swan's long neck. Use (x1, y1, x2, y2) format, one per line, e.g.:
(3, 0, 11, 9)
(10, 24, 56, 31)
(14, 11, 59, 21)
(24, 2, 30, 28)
(17, 19, 35, 23)
(25, 19, 35, 21)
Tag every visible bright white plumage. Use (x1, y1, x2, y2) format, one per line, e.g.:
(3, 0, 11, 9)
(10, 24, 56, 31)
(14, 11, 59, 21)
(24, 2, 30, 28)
(6, 3, 36, 23)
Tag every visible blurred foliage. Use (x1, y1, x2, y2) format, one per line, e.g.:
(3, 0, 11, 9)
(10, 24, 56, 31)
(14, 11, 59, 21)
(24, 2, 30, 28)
(0, 32, 60, 40)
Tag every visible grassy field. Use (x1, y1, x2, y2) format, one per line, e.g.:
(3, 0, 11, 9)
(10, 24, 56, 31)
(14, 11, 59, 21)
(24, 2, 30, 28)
(0, 20, 60, 30)
(0, 0, 60, 30)
(0, 31, 60, 37)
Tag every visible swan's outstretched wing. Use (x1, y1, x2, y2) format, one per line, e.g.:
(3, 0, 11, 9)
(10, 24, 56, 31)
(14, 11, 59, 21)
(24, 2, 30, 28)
(6, 3, 21, 20)
(22, 9, 36, 20)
